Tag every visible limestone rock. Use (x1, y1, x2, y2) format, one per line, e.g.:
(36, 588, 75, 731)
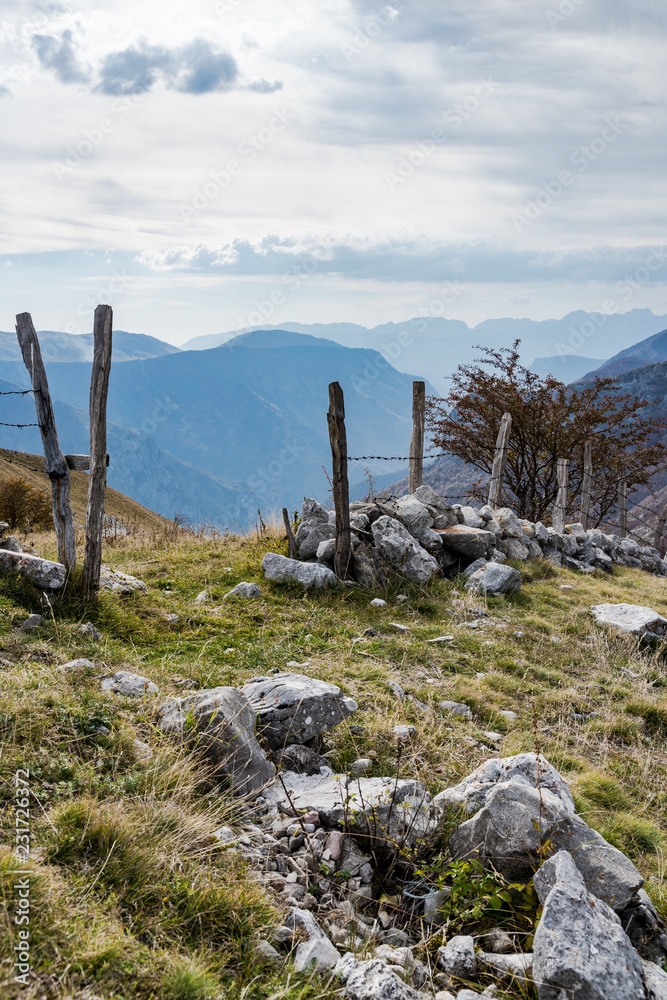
(224, 581, 261, 599)
(494, 507, 525, 537)
(0, 550, 65, 589)
(80, 622, 102, 641)
(157, 686, 275, 794)
(642, 958, 667, 1000)
(286, 907, 340, 973)
(275, 743, 331, 775)
(437, 935, 476, 978)
(465, 561, 522, 596)
(497, 537, 530, 561)
(263, 771, 436, 848)
(477, 951, 532, 983)
(241, 672, 357, 749)
(532, 850, 644, 1000)
(262, 552, 338, 588)
(371, 516, 439, 583)
(99, 565, 147, 594)
(17, 613, 43, 631)
(437, 525, 495, 561)
(335, 953, 423, 1000)
(439, 700, 473, 720)
(101, 670, 159, 697)
(591, 603, 667, 640)
(1, 535, 22, 553)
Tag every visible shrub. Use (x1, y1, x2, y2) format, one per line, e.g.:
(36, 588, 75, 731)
(0, 476, 52, 532)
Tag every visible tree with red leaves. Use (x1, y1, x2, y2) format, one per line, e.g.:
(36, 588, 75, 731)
(426, 341, 667, 525)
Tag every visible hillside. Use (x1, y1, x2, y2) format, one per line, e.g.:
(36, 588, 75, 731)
(0, 329, 180, 363)
(580, 329, 667, 380)
(2, 525, 667, 999)
(0, 448, 168, 533)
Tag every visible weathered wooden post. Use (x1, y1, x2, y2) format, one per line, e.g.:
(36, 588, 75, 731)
(282, 507, 297, 559)
(618, 481, 627, 539)
(487, 411, 512, 508)
(409, 380, 425, 494)
(580, 438, 593, 528)
(553, 458, 569, 532)
(84, 305, 113, 598)
(653, 501, 667, 550)
(327, 381, 352, 579)
(15, 312, 76, 569)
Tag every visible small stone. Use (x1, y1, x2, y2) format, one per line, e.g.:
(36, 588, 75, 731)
(395, 594, 408, 603)
(60, 657, 95, 671)
(393, 724, 416, 741)
(224, 581, 261, 599)
(389, 680, 406, 699)
(439, 700, 473, 720)
(363, 627, 377, 637)
(194, 589, 209, 603)
(162, 613, 179, 624)
(350, 758, 373, 777)
(389, 622, 409, 632)
(370, 598, 387, 608)
(133, 738, 153, 762)
(427, 635, 454, 643)
(255, 940, 281, 963)
(80, 622, 102, 641)
(482, 731, 503, 742)
(101, 670, 159, 697)
(498, 710, 517, 721)
(213, 825, 237, 845)
(437, 935, 476, 978)
(481, 927, 514, 953)
(95, 724, 111, 736)
(559, 585, 573, 592)
(17, 614, 43, 631)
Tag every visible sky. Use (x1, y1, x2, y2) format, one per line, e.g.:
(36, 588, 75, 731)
(0, 0, 666, 344)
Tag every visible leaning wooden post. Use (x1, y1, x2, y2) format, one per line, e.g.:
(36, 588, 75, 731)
(487, 411, 512, 508)
(15, 312, 76, 569)
(553, 458, 569, 532)
(618, 481, 627, 539)
(580, 438, 593, 528)
(84, 305, 113, 598)
(282, 507, 297, 559)
(653, 501, 667, 550)
(409, 381, 425, 494)
(327, 382, 352, 580)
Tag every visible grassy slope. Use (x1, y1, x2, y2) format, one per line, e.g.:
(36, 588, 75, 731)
(0, 448, 168, 532)
(1, 525, 667, 998)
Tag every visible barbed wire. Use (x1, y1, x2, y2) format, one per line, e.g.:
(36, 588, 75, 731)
(0, 421, 42, 428)
(0, 389, 38, 396)
(348, 453, 450, 461)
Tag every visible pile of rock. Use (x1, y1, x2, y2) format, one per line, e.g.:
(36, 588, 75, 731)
(262, 491, 667, 589)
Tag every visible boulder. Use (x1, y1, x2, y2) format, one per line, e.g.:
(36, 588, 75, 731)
(437, 935, 476, 978)
(316, 538, 336, 564)
(17, 613, 43, 631)
(101, 670, 159, 697)
(412, 486, 458, 526)
(437, 525, 494, 561)
(465, 562, 522, 596)
(0, 550, 65, 589)
(497, 537, 530, 561)
(262, 552, 338, 588)
(391, 495, 434, 540)
(295, 498, 330, 547)
(157, 686, 275, 794)
(263, 771, 437, 848)
(643, 959, 667, 999)
(532, 851, 644, 1000)
(335, 953, 423, 1000)
(449, 776, 643, 907)
(433, 752, 576, 817)
(1, 535, 22, 553)
(286, 907, 340, 973)
(463, 557, 487, 579)
(241, 672, 357, 750)
(99, 565, 147, 594)
(619, 889, 667, 966)
(371, 516, 439, 584)
(299, 522, 336, 560)
(460, 506, 485, 528)
(224, 581, 261, 599)
(591, 603, 667, 640)
(494, 508, 525, 538)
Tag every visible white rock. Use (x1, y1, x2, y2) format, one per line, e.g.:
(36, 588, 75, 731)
(0, 550, 65, 589)
(262, 552, 338, 588)
(80, 622, 102, 641)
(194, 589, 209, 603)
(494, 508, 525, 538)
(101, 670, 159, 697)
(465, 562, 522, 596)
(389, 622, 409, 632)
(99, 565, 147, 594)
(427, 635, 454, 643)
(393, 724, 417, 741)
(371, 516, 439, 584)
(370, 598, 387, 607)
(286, 907, 340, 972)
(241, 672, 357, 750)
(477, 951, 532, 984)
(439, 700, 473, 720)
(642, 958, 667, 999)
(335, 953, 423, 1000)
(61, 658, 95, 671)
(591, 603, 667, 640)
(224, 581, 261, 599)
(437, 525, 495, 560)
(437, 935, 476, 977)
(498, 709, 518, 721)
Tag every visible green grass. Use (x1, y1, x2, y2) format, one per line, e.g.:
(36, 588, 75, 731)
(2, 524, 667, 997)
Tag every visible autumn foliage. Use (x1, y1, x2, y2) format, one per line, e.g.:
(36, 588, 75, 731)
(426, 341, 667, 525)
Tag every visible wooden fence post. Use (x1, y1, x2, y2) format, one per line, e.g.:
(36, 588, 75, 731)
(282, 507, 297, 559)
(553, 458, 569, 532)
(618, 481, 627, 539)
(409, 381, 425, 494)
(580, 438, 593, 528)
(84, 305, 113, 598)
(487, 411, 512, 508)
(327, 382, 352, 579)
(15, 312, 76, 570)
(654, 501, 667, 550)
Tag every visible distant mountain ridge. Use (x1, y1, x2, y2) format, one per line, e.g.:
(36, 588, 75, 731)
(0, 329, 180, 363)
(579, 329, 667, 380)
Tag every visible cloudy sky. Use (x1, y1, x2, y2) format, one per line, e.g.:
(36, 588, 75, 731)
(0, 0, 666, 343)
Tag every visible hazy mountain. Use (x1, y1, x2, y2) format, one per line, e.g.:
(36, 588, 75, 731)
(579, 329, 667, 380)
(0, 378, 262, 526)
(529, 355, 606, 383)
(0, 329, 180, 363)
(181, 309, 667, 392)
(0, 331, 436, 526)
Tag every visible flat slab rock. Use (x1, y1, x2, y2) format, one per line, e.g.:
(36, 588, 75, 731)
(591, 603, 667, 639)
(241, 672, 357, 750)
(0, 550, 65, 589)
(262, 771, 437, 847)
